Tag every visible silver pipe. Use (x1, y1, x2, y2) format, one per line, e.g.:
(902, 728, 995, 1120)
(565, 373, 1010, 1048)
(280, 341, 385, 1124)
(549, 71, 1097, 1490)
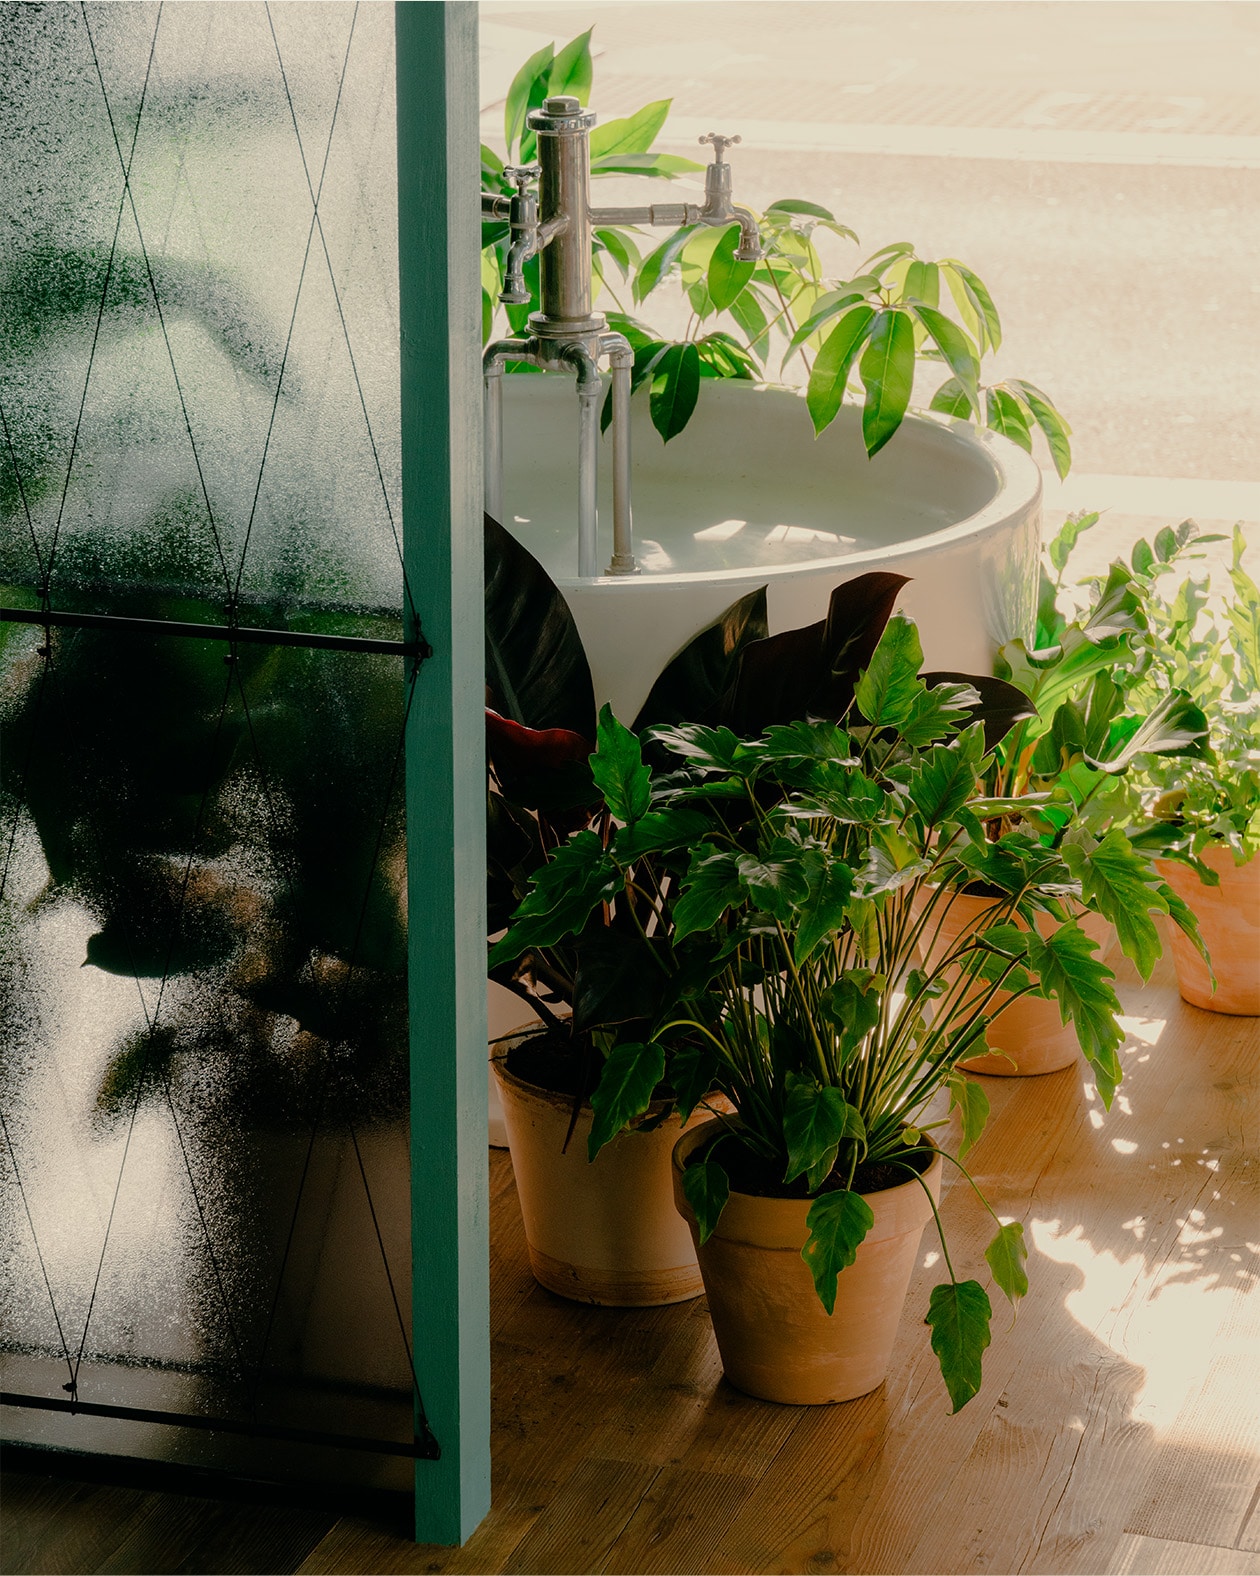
(482, 338, 532, 525)
(588, 202, 701, 229)
(560, 344, 602, 578)
(602, 333, 637, 575)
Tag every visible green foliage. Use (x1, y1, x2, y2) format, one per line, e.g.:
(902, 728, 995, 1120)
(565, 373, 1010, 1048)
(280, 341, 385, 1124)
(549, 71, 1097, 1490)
(481, 30, 1070, 465)
(801, 1189, 875, 1314)
(927, 1281, 993, 1413)
(587, 1039, 665, 1160)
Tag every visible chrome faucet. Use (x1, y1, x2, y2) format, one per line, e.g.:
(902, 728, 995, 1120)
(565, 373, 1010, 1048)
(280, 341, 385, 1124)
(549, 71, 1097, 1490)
(481, 97, 761, 577)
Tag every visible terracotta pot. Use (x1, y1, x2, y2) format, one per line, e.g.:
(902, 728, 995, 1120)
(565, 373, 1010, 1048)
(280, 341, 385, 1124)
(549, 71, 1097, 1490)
(672, 1122, 941, 1405)
(1156, 848, 1260, 1016)
(917, 891, 1114, 1077)
(493, 1039, 708, 1306)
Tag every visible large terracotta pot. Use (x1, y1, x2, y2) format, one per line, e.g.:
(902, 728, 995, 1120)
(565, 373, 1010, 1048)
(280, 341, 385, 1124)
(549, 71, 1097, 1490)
(493, 1040, 708, 1306)
(672, 1122, 941, 1405)
(918, 891, 1115, 1076)
(1156, 847, 1260, 1015)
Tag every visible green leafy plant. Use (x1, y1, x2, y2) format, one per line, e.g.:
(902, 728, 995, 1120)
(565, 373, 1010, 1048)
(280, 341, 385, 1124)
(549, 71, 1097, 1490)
(489, 609, 1201, 1408)
(482, 30, 1072, 466)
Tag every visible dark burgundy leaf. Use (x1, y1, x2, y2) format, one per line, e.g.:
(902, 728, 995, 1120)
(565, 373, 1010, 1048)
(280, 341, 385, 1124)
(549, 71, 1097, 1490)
(923, 671, 1037, 752)
(633, 585, 770, 734)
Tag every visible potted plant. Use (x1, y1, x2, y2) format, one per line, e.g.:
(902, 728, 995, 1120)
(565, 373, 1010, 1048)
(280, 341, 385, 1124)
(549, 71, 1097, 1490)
(492, 609, 1200, 1408)
(483, 516, 920, 1305)
(917, 511, 1213, 1074)
(1118, 524, 1259, 1013)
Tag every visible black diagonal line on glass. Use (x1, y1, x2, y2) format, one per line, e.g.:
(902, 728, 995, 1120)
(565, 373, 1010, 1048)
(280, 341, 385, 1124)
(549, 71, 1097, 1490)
(1, 400, 44, 589)
(231, 657, 427, 1430)
(35, 8, 162, 604)
(0, 639, 52, 905)
(264, 2, 420, 634)
(231, 8, 358, 607)
(68, 653, 246, 1392)
(0, 1106, 76, 1393)
(80, 2, 234, 604)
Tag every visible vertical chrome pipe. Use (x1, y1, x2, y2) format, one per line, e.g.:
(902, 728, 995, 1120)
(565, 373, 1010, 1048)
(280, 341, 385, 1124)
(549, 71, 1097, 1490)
(483, 360, 504, 524)
(603, 333, 637, 575)
(562, 344, 601, 578)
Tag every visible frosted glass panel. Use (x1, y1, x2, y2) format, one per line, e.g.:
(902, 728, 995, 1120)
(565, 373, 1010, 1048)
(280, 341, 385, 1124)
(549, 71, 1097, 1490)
(1, 2, 421, 1490)
(1, 0, 405, 626)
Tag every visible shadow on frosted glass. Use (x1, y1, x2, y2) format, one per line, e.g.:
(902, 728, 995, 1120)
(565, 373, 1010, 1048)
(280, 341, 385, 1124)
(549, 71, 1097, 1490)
(1, 2, 422, 1489)
(2, 626, 419, 1487)
(1, 1, 405, 629)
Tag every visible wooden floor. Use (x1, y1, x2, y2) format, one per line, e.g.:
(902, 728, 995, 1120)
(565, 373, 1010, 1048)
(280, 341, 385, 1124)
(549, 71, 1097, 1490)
(3, 954, 1258, 1576)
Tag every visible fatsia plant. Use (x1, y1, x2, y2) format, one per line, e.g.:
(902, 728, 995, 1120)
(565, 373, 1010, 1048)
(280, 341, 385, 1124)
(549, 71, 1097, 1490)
(482, 30, 1072, 468)
(489, 610, 1205, 1409)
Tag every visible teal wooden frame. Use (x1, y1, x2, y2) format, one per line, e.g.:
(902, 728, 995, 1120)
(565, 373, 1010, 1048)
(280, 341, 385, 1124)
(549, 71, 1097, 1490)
(396, 1, 490, 1546)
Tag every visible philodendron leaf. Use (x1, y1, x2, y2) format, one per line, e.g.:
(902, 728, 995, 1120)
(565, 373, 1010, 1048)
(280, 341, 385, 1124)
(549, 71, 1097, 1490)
(820, 969, 883, 1061)
(802, 1189, 875, 1314)
(794, 855, 855, 962)
(588, 1040, 665, 1160)
(614, 806, 711, 862)
(947, 1070, 990, 1160)
(855, 611, 925, 728)
(592, 704, 651, 823)
(859, 307, 916, 457)
(985, 1221, 1029, 1306)
(683, 1159, 730, 1244)
(487, 831, 620, 965)
(927, 1280, 992, 1412)
(1024, 923, 1124, 1106)
(668, 1041, 722, 1122)
(1087, 688, 1208, 773)
(673, 846, 744, 939)
(1061, 828, 1165, 980)
(783, 1072, 865, 1192)
(906, 729, 984, 826)
(633, 585, 769, 735)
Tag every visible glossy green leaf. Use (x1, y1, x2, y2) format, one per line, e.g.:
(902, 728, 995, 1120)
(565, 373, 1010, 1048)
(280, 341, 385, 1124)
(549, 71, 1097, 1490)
(1024, 922, 1124, 1104)
(806, 305, 876, 434)
(985, 387, 1033, 453)
(927, 1280, 992, 1412)
(766, 198, 838, 222)
(614, 807, 712, 862)
(590, 151, 704, 178)
(594, 228, 641, 279)
(902, 258, 940, 307)
(1007, 379, 1073, 480)
(784, 1073, 866, 1191)
(942, 260, 1002, 352)
(1088, 688, 1208, 773)
(911, 304, 980, 414)
(707, 223, 755, 312)
(649, 341, 702, 442)
(674, 846, 744, 939)
(1061, 829, 1166, 979)
(855, 611, 924, 728)
(589, 98, 671, 158)
(588, 1039, 665, 1160)
(793, 857, 856, 962)
(802, 1189, 875, 1314)
(683, 1158, 730, 1244)
(735, 847, 811, 920)
(487, 830, 620, 966)
(985, 1221, 1029, 1306)
(548, 29, 593, 101)
(1047, 509, 1099, 576)
(504, 41, 553, 155)
(592, 704, 651, 823)
(859, 308, 916, 457)
(633, 226, 699, 303)
(947, 1070, 990, 1160)
(728, 285, 771, 362)
(906, 728, 985, 825)
(819, 969, 883, 1060)
(782, 290, 867, 360)
(929, 376, 974, 420)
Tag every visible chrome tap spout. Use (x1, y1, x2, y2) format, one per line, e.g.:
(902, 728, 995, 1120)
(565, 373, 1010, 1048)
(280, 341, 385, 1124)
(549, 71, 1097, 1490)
(479, 98, 756, 577)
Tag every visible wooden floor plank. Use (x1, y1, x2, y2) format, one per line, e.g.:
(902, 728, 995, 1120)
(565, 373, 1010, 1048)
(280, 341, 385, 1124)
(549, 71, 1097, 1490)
(0, 1470, 155, 1576)
(502, 1457, 657, 1575)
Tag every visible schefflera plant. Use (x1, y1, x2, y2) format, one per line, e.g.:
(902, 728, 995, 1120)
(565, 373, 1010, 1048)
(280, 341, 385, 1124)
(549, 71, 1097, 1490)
(492, 612, 1201, 1409)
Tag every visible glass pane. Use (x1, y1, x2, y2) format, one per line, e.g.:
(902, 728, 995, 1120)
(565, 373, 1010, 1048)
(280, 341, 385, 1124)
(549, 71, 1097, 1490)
(1, 2, 419, 1491)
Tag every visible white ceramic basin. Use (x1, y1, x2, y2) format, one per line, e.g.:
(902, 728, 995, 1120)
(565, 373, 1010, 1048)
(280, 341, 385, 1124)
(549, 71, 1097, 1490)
(500, 375, 1042, 723)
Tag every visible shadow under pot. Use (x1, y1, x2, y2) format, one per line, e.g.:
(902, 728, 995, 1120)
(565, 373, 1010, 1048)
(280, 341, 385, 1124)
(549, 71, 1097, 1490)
(916, 889, 1115, 1077)
(493, 1029, 709, 1307)
(672, 1120, 941, 1406)
(1155, 847, 1260, 1016)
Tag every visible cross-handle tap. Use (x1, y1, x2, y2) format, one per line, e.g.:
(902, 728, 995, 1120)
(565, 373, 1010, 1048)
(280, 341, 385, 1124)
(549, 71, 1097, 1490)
(499, 163, 542, 304)
(697, 134, 762, 261)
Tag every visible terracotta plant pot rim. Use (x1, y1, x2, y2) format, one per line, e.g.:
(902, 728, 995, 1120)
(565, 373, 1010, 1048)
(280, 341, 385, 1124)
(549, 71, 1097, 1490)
(672, 1118, 943, 1251)
(492, 1038, 679, 1123)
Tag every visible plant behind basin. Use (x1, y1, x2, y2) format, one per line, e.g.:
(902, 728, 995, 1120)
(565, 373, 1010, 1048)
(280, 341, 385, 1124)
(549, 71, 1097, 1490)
(481, 29, 1073, 466)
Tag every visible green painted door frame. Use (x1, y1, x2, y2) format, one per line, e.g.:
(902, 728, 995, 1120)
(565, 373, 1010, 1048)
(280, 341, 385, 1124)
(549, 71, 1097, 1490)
(396, 1, 490, 1546)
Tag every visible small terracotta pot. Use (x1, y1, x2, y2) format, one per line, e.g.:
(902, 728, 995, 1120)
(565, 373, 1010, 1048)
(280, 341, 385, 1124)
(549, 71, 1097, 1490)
(672, 1122, 941, 1405)
(494, 1040, 708, 1306)
(1156, 848, 1260, 1016)
(917, 891, 1114, 1077)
